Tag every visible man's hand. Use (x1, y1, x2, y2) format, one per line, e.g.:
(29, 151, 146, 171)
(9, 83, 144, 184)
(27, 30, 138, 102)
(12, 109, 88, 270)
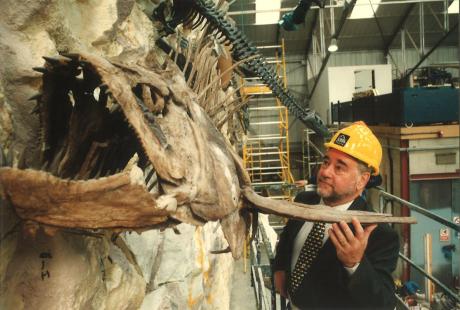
(328, 217, 377, 268)
(274, 270, 288, 297)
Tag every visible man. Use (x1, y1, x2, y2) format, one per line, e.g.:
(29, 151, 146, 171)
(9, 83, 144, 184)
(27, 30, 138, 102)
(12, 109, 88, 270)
(273, 121, 400, 309)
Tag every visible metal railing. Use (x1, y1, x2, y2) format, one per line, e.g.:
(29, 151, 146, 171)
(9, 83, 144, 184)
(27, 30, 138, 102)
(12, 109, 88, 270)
(250, 219, 277, 310)
(377, 186, 460, 305)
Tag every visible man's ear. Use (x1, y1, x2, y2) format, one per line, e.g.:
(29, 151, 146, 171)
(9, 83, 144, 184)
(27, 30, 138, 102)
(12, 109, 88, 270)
(357, 172, 371, 191)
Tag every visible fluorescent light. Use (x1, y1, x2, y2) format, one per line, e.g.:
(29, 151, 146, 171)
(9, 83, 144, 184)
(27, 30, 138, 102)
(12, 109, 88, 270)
(255, 0, 281, 25)
(448, 0, 459, 14)
(349, 0, 382, 19)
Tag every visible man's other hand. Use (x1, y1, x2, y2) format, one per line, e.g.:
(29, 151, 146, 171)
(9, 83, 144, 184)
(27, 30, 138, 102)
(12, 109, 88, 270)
(274, 270, 288, 297)
(328, 217, 377, 268)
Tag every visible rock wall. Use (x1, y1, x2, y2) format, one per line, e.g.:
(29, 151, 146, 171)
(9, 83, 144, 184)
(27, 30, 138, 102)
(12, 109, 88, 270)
(0, 1, 235, 309)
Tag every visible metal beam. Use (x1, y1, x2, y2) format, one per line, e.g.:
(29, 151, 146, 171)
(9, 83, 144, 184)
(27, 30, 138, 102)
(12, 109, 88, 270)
(403, 21, 459, 79)
(228, 0, 450, 16)
(383, 4, 416, 56)
(308, 0, 357, 99)
(420, 2, 425, 56)
(303, 9, 319, 95)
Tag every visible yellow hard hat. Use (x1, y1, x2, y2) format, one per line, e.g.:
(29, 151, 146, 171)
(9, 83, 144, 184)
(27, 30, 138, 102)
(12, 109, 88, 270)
(324, 121, 382, 175)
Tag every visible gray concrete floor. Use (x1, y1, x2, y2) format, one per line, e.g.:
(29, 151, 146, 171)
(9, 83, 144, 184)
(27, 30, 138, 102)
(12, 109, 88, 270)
(230, 258, 257, 309)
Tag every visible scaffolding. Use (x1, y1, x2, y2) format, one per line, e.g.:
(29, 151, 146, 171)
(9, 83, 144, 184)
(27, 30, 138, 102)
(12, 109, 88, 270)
(301, 129, 323, 181)
(242, 39, 293, 200)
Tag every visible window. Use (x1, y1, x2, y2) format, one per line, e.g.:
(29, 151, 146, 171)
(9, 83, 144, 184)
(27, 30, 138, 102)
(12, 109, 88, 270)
(255, 0, 281, 25)
(412, 180, 452, 210)
(448, 0, 459, 14)
(349, 0, 382, 19)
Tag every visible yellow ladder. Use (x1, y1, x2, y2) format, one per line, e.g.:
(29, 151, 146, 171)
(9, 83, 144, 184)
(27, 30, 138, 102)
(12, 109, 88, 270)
(242, 39, 294, 200)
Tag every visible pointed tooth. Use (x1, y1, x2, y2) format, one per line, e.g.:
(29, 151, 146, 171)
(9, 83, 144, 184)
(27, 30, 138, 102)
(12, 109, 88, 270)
(42, 56, 62, 66)
(28, 93, 42, 101)
(144, 164, 153, 179)
(147, 178, 158, 192)
(146, 169, 157, 186)
(33, 67, 47, 74)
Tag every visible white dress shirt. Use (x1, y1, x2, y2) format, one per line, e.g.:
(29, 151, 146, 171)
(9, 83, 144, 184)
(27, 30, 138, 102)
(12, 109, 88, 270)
(289, 200, 359, 310)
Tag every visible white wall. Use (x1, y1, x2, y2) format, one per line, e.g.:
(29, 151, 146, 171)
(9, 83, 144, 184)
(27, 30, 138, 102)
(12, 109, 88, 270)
(309, 67, 330, 124)
(409, 138, 460, 175)
(328, 64, 393, 102)
(308, 64, 392, 124)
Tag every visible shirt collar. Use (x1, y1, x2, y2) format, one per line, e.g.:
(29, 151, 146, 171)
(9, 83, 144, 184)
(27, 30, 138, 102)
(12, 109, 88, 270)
(320, 198, 354, 211)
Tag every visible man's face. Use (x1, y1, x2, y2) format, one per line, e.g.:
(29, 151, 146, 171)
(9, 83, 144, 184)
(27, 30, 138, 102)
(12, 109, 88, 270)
(316, 148, 370, 206)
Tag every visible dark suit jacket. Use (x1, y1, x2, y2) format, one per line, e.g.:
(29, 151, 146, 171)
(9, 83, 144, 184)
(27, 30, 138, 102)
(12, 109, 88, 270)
(273, 192, 400, 310)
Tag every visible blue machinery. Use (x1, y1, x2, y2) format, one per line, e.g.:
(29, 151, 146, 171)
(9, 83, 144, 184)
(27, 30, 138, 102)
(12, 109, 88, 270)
(331, 87, 459, 126)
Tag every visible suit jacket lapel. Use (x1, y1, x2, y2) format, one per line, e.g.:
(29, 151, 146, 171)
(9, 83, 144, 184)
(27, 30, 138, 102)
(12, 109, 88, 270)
(347, 196, 369, 212)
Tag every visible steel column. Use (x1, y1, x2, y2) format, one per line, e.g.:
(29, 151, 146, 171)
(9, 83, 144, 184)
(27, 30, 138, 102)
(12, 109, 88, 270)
(419, 2, 425, 56)
(400, 139, 411, 282)
(308, 0, 357, 99)
(401, 28, 407, 74)
(444, 0, 450, 31)
(330, 0, 336, 36)
(319, 9, 326, 59)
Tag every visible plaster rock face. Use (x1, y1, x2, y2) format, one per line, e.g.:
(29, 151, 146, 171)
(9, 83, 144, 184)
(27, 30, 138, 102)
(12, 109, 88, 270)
(132, 222, 234, 310)
(0, 231, 145, 310)
(0, 0, 235, 309)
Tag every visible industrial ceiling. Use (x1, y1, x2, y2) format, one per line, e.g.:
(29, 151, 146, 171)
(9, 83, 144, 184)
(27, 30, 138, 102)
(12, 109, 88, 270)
(228, 0, 459, 56)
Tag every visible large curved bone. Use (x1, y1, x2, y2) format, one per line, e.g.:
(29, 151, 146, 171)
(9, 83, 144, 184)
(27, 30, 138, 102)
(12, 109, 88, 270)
(243, 187, 417, 224)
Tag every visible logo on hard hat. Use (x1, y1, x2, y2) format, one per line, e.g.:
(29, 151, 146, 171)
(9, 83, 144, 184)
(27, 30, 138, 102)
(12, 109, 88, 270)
(334, 133, 350, 147)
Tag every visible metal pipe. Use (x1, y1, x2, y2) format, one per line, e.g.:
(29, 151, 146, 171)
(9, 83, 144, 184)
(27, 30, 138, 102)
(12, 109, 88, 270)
(427, 4, 445, 30)
(399, 252, 460, 302)
(381, 144, 460, 152)
(330, 0, 335, 36)
(400, 140, 411, 282)
(257, 45, 282, 49)
(406, 30, 421, 53)
(319, 9, 326, 59)
(379, 190, 460, 232)
(401, 28, 407, 74)
(395, 294, 411, 310)
(419, 2, 425, 56)
(424, 234, 433, 303)
(444, 0, 450, 31)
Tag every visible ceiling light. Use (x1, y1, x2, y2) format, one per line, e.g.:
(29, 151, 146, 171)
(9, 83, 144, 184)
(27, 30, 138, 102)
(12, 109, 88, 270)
(328, 38, 338, 53)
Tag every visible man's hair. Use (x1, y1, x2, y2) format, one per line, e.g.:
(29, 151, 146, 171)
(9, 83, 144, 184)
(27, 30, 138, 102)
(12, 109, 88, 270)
(356, 159, 373, 175)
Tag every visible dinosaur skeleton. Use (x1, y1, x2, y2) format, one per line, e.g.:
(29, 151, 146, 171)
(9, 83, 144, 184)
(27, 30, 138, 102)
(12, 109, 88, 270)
(153, 0, 330, 136)
(0, 53, 415, 259)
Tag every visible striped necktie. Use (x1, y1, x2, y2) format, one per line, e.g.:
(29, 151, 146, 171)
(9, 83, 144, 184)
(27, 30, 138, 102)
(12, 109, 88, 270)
(289, 222, 326, 296)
